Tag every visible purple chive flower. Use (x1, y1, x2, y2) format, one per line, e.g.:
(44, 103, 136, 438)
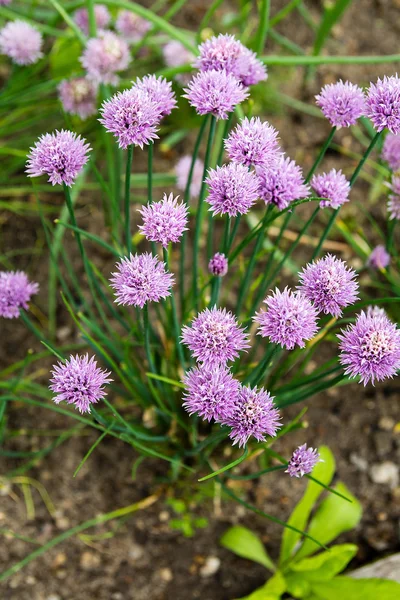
(116, 10, 150, 43)
(0, 271, 39, 319)
(58, 77, 98, 119)
(368, 245, 390, 270)
(99, 88, 160, 149)
(388, 176, 400, 219)
(236, 47, 268, 86)
(286, 444, 320, 478)
(138, 193, 188, 247)
(311, 169, 350, 209)
(315, 80, 365, 128)
(182, 365, 239, 422)
(80, 32, 130, 86)
(182, 307, 250, 367)
(254, 288, 318, 350)
(110, 253, 173, 308)
(0, 1, 12, 5)
(382, 133, 400, 171)
(209, 253, 228, 277)
(162, 40, 192, 86)
(133, 74, 177, 117)
(50, 354, 112, 414)
(298, 254, 359, 318)
(26, 130, 91, 187)
(224, 384, 281, 447)
(184, 69, 249, 120)
(74, 5, 111, 36)
(0, 20, 43, 66)
(175, 155, 204, 199)
(257, 156, 310, 210)
(205, 163, 259, 217)
(366, 75, 400, 134)
(225, 117, 281, 168)
(339, 309, 400, 385)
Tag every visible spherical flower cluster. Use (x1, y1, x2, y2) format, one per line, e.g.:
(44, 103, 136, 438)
(382, 133, 400, 171)
(311, 169, 350, 209)
(298, 254, 359, 318)
(133, 74, 176, 117)
(184, 69, 248, 120)
(182, 365, 239, 422)
(315, 80, 365, 128)
(205, 163, 259, 217)
(0, 271, 39, 319)
(286, 444, 320, 478)
(116, 10, 150, 43)
(138, 193, 188, 247)
(26, 130, 91, 187)
(225, 384, 281, 447)
(208, 253, 228, 277)
(181, 307, 249, 367)
(0, 20, 43, 66)
(50, 354, 112, 414)
(387, 176, 400, 220)
(110, 253, 173, 308)
(162, 40, 193, 85)
(175, 155, 204, 199)
(339, 309, 400, 385)
(58, 77, 98, 119)
(225, 117, 281, 168)
(368, 245, 390, 270)
(80, 32, 130, 86)
(74, 5, 111, 36)
(257, 156, 310, 210)
(236, 47, 268, 86)
(99, 88, 160, 149)
(366, 75, 400, 134)
(254, 287, 318, 350)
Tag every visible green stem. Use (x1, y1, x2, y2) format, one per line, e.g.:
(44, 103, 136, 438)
(125, 145, 133, 254)
(143, 304, 156, 374)
(148, 141, 153, 203)
(163, 247, 186, 368)
(255, 0, 270, 53)
(245, 345, 278, 387)
(306, 126, 336, 182)
(87, 0, 97, 37)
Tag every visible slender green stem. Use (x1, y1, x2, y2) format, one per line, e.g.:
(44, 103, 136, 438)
(245, 345, 278, 387)
(143, 304, 156, 374)
(387, 219, 396, 254)
(306, 126, 336, 182)
(125, 145, 133, 254)
(148, 141, 153, 203)
(87, 0, 97, 37)
(163, 247, 186, 368)
(227, 215, 241, 254)
(255, 0, 270, 53)
(209, 277, 221, 307)
(222, 215, 232, 254)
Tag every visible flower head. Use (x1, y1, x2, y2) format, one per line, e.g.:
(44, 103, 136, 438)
(366, 75, 400, 134)
(26, 130, 91, 187)
(58, 77, 98, 119)
(208, 253, 228, 277)
(224, 384, 281, 447)
(225, 117, 281, 168)
(182, 307, 249, 367)
(254, 287, 318, 350)
(116, 10, 150, 43)
(0, 1, 12, 5)
(162, 40, 192, 85)
(175, 155, 204, 199)
(74, 5, 111, 36)
(99, 87, 160, 149)
(80, 32, 130, 85)
(110, 253, 173, 308)
(184, 69, 248, 120)
(0, 20, 42, 65)
(315, 80, 365, 128)
(338, 309, 400, 385)
(311, 169, 350, 209)
(138, 193, 188, 247)
(286, 444, 320, 478)
(133, 74, 177, 117)
(382, 133, 400, 171)
(298, 254, 359, 317)
(205, 163, 259, 217)
(182, 365, 239, 422)
(236, 47, 268, 86)
(257, 156, 310, 210)
(50, 354, 112, 414)
(0, 271, 39, 319)
(368, 245, 390, 270)
(387, 176, 400, 219)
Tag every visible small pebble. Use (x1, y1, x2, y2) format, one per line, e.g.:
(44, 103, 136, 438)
(350, 453, 368, 472)
(200, 556, 221, 577)
(379, 416, 395, 431)
(370, 462, 399, 488)
(129, 542, 144, 561)
(80, 551, 101, 570)
(158, 567, 173, 582)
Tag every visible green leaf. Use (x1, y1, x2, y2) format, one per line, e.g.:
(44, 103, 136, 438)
(285, 573, 311, 598)
(221, 526, 275, 571)
(309, 576, 400, 600)
(289, 544, 358, 580)
(312, 0, 352, 57)
(236, 570, 286, 600)
(294, 484, 362, 561)
(280, 447, 335, 564)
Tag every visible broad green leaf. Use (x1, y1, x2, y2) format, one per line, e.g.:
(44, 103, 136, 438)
(280, 446, 335, 564)
(310, 576, 400, 600)
(237, 570, 286, 600)
(294, 484, 362, 561)
(289, 544, 358, 580)
(221, 526, 275, 571)
(285, 572, 311, 598)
